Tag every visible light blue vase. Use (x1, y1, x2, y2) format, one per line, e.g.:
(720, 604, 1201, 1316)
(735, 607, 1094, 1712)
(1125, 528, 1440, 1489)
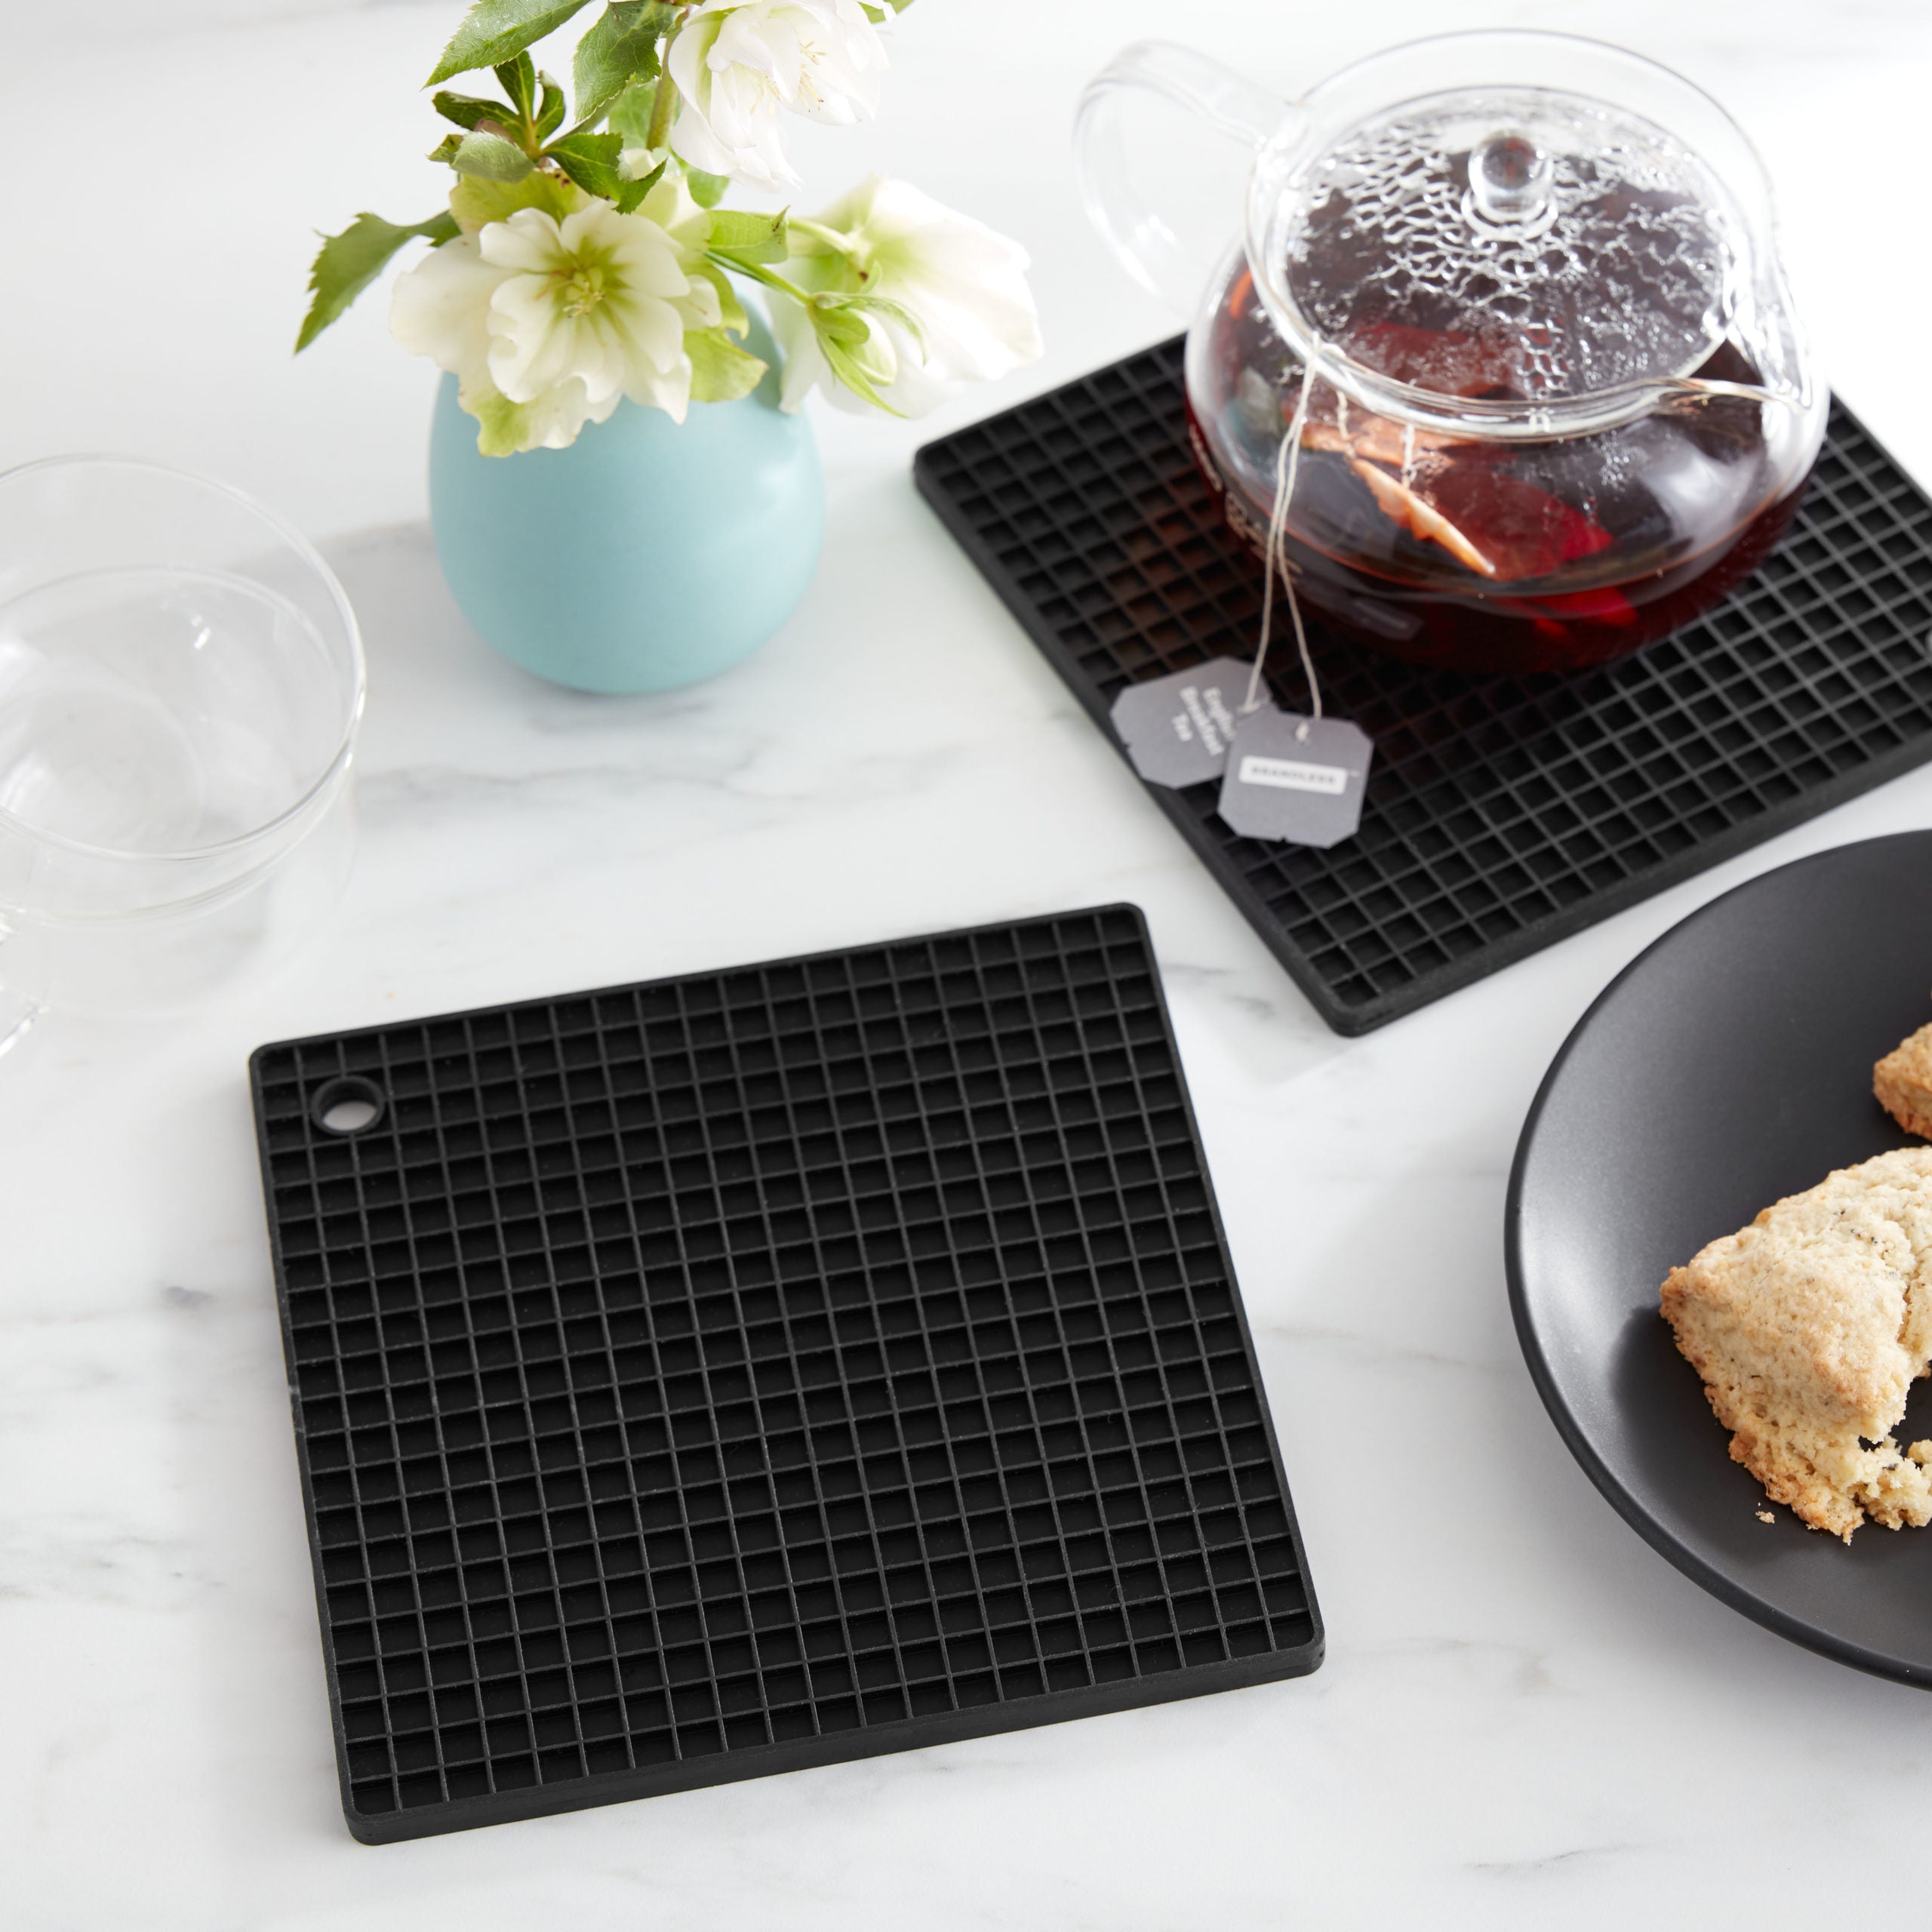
(429, 318, 823, 693)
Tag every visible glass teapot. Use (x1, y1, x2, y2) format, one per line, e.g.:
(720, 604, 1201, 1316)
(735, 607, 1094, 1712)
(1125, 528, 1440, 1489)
(1075, 31, 1826, 675)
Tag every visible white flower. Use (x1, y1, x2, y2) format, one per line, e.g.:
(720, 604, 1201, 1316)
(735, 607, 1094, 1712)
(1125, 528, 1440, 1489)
(631, 170, 716, 266)
(770, 175, 1042, 417)
(391, 198, 721, 452)
(666, 0, 886, 191)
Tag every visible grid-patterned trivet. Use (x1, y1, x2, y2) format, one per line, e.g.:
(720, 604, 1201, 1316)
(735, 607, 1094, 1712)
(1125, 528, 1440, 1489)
(915, 340, 1932, 1034)
(251, 907, 1321, 1843)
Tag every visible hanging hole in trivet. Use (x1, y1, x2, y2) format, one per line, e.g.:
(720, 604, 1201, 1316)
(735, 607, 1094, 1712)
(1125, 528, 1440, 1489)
(311, 1076, 385, 1136)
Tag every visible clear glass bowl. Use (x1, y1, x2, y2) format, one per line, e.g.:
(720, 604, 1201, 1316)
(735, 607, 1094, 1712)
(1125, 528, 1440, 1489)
(0, 457, 364, 1049)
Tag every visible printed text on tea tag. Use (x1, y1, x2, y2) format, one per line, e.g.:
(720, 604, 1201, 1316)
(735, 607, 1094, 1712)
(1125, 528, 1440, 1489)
(1217, 708, 1374, 847)
(1108, 658, 1254, 789)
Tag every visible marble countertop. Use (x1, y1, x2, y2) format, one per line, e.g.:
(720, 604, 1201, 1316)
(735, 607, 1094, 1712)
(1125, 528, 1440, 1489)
(9, 1, 1932, 1924)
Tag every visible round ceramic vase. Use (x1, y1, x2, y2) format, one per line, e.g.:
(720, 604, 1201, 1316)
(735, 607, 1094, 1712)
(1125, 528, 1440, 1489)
(428, 321, 824, 694)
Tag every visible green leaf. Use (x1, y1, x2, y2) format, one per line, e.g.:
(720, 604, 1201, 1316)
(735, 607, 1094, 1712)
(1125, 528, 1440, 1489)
(812, 303, 872, 349)
(682, 165, 729, 208)
(426, 0, 593, 86)
(817, 331, 899, 414)
(494, 51, 537, 118)
(573, 2, 674, 125)
(687, 326, 768, 403)
(535, 72, 568, 141)
(428, 132, 465, 163)
(607, 76, 660, 146)
(693, 260, 748, 334)
(453, 130, 535, 180)
(708, 207, 788, 264)
(432, 89, 509, 130)
(801, 291, 902, 412)
(295, 209, 460, 352)
(543, 128, 626, 198)
(451, 171, 581, 230)
(832, 288, 928, 356)
(613, 156, 666, 214)
(470, 386, 536, 457)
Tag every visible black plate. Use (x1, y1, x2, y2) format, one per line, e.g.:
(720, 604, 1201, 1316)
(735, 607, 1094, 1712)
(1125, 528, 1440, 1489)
(1507, 832, 1932, 1685)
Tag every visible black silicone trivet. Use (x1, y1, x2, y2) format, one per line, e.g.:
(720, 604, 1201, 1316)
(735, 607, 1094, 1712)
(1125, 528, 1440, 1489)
(251, 907, 1321, 1843)
(914, 339, 1932, 1034)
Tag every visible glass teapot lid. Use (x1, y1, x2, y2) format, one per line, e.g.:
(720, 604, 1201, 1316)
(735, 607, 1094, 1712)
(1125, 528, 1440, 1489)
(1072, 30, 1810, 440)
(1274, 89, 1732, 409)
(1232, 33, 1810, 436)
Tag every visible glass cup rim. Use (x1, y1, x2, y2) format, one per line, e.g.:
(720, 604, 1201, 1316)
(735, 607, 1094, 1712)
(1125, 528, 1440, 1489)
(0, 452, 368, 866)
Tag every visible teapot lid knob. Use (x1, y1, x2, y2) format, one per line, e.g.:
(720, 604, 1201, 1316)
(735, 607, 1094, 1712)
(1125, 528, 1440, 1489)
(1468, 130, 1554, 225)
(1269, 87, 1736, 406)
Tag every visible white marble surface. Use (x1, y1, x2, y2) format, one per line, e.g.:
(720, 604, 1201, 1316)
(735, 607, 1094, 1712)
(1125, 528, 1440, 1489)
(9, 1, 1932, 1924)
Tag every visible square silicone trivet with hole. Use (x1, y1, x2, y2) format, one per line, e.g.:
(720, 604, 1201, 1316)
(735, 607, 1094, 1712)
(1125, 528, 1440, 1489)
(251, 905, 1321, 1842)
(915, 340, 1932, 1034)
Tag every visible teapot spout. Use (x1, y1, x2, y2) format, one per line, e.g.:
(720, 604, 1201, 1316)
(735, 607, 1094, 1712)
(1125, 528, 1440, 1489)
(1075, 42, 1302, 313)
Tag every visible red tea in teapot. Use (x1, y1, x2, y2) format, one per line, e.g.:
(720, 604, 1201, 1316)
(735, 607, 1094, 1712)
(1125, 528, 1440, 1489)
(1188, 264, 1813, 678)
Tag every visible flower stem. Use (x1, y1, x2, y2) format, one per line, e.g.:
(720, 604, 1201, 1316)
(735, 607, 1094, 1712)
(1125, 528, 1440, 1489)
(646, 11, 687, 152)
(789, 217, 866, 265)
(709, 251, 814, 303)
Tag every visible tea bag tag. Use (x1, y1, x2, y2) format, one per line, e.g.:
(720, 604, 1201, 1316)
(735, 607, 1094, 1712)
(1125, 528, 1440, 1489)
(1108, 657, 1253, 789)
(1217, 709, 1374, 848)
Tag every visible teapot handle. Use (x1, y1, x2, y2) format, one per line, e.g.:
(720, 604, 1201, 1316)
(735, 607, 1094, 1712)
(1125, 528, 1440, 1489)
(1075, 42, 1300, 314)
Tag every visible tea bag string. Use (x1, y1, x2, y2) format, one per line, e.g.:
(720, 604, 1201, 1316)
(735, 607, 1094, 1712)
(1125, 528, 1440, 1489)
(1241, 365, 1321, 743)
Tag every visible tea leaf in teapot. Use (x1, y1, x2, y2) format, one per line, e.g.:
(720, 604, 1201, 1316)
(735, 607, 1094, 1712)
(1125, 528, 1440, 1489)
(1325, 440, 1622, 584)
(1343, 460, 1497, 578)
(1298, 391, 1620, 583)
(1422, 466, 1616, 584)
(426, 0, 594, 87)
(1300, 413, 1468, 473)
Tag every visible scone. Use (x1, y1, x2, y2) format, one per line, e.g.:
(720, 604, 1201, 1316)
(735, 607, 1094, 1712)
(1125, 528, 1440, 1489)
(1660, 1147, 1932, 1540)
(1875, 1022, 1932, 1140)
